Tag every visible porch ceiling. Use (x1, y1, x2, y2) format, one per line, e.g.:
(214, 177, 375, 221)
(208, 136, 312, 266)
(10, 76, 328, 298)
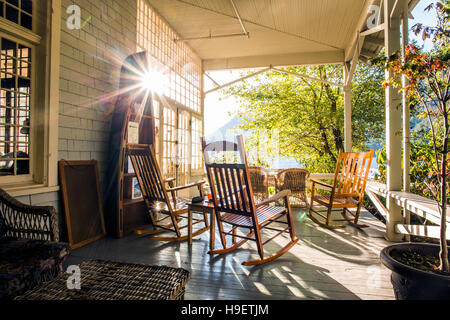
(146, 0, 419, 70)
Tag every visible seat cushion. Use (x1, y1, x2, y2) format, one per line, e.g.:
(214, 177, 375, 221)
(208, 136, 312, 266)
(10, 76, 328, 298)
(220, 205, 286, 227)
(0, 237, 70, 299)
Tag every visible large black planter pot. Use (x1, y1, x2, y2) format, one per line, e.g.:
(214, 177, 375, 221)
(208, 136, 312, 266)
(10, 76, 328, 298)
(380, 243, 450, 300)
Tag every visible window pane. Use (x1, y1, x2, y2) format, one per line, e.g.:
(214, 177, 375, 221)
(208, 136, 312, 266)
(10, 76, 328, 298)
(5, 5, 18, 24)
(1, 0, 32, 30)
(21, 12, 32, 29)
(6, 0, 19, 6)
(0, 37, 31, 176)
(22, 0, 32, 14)
(18, 44, 30, 62)
(2, 38, 16, 51)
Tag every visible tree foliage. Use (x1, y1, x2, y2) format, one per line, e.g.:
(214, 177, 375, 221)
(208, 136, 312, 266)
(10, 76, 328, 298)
(224, 64, 385, 173)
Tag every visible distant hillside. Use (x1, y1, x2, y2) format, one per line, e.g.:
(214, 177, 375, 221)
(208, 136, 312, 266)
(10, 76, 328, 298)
(206, 116, 302, 169)
(206, 116, 431, 170)
(207, 116, 243, 141)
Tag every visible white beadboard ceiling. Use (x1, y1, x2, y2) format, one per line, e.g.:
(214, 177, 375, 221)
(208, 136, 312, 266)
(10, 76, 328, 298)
(146, 0, 419, 70)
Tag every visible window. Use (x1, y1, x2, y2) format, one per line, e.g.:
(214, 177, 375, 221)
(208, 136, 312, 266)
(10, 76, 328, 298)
(177, 111, 189, 184)
(0, 0, 33, 30)
(137, 0, 204, 182)
(0, 0, 56, 189)
(137, 0, 201, 113)
(162, 105, 176, 178)
(0, 35, 31, 177)
(191, 116, 202, 172)
(153, 98, 160, 160)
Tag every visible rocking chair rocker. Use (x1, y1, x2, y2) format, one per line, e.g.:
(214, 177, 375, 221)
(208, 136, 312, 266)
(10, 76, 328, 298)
(202, 135, 299, 266)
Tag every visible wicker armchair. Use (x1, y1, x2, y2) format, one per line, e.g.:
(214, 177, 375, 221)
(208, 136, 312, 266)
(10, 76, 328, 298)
(248, 167, 269, 203)
(0, 188, 70, 299)
(276, 169, 310, 208)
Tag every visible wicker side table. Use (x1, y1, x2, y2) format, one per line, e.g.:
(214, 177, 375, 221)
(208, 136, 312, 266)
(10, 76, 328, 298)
(15, 259, 190, 300)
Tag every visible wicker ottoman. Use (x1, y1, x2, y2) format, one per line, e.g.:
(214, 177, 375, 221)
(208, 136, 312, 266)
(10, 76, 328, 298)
(15, 259, 190, 300)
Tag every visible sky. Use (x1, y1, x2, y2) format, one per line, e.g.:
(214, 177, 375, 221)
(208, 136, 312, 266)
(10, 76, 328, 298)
(203, 0, 438, 136)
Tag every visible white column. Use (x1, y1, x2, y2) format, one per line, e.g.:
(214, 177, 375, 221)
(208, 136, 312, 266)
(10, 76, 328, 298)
(343, 63, 352, 152)
(384, 0, 404, 241)
(402, 0, 411, 240)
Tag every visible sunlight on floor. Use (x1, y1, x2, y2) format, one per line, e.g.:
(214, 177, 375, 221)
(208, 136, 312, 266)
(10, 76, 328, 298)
(233, 257, 250, 276)
(286, 285, 306, 298)
(270, 268, 290, 284)
(227, 261, 245, 289)
(175, 251, 181, 268)
(253, 282, 272, 296)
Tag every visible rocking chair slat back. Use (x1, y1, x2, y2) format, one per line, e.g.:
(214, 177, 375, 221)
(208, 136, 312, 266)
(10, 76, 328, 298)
(334, 150, 374, 197)
(202, 137, 256, 217)
(127, 144, 169, 204)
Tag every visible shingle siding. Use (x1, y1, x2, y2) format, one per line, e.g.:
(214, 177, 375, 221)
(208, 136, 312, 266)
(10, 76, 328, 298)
(58, 0, 138, 191)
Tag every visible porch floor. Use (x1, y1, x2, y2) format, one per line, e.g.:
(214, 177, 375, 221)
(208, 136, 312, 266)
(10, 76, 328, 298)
(64, 209, 395, 300)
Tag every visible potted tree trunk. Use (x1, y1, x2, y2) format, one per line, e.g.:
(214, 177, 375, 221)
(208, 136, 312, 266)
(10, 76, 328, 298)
(374, 1, 450, 299)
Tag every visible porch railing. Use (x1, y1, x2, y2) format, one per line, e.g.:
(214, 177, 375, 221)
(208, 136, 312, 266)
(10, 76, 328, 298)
(365, 180, 450, 240)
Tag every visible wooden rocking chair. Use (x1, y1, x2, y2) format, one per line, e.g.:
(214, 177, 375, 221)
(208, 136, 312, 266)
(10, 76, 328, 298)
(202, 135, 299, 266)
(127, 144, 209, 241)
(308, 149, 374, 229)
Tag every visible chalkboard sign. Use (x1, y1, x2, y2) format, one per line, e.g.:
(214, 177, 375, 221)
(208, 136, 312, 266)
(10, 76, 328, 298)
(59, 160, 106, 249)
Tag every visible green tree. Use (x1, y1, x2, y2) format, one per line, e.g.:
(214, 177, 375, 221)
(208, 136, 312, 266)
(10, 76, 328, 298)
(224, 64, 385, 173)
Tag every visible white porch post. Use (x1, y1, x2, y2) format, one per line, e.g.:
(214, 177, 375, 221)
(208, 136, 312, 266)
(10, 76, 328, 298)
(343, 63, 352, 152)
(402, 0, 411, 240)
(384, 0, 404, 241)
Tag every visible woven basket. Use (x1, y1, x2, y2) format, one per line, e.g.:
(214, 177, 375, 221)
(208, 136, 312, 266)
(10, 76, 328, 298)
(15, 259, 190, 300)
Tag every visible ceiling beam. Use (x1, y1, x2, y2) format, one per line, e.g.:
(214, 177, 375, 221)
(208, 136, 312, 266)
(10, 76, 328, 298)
(204, 67, 271, 94)
(365, 35, 385, 46)
(360, 48, 378, 57)
(359, 56, 371, 66)
(229, 0, 250, 38)
(390, 0, 402, 20)
(271, 67, 344, 88)
(345, 34, 363, 86)
(204, 72, 221, 87)
(203, 50, 344, 71)
(345, 0, 377, 62)
(360, 23, 386, 37)
(204, 65, 344, 95)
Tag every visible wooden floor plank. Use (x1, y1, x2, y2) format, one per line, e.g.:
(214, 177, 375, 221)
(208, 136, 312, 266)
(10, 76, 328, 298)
(65, 208, 395, 300)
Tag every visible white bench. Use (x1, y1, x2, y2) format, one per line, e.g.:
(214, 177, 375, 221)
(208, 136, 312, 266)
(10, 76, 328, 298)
(366, 180, 450, 239)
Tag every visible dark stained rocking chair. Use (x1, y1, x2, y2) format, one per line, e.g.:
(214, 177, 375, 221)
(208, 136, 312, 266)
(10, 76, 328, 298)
(127, 144, 209, 242)
(308, 149, 374, 229)
(201, 135, 299, 266)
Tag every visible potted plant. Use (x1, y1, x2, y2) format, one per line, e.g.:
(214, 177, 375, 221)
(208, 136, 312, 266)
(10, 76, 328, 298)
(373, 1, 450, 299)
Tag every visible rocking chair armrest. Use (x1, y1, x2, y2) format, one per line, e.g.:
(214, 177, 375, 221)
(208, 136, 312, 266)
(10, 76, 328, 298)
(309, 178, 333, 189)
(164, 177, 176, 184)
(166, 180, 206, 192)
(256, 189, 291, 207)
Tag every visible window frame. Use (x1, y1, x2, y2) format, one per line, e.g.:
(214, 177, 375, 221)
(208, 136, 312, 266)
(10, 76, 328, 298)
(0, 29, 35, 184)
(0, 0, 60, 194)
(137, 0, 205, 184)
(190, 114, 203, 175)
